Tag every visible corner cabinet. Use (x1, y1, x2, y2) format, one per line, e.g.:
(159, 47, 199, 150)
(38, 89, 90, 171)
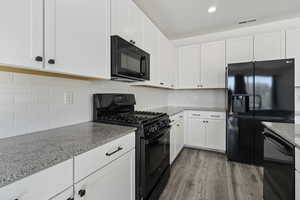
(0, 0, 111, 79)
(74, 150, 135, 200)
(185, 111, 226, 152)
(178, 45, 201, 89)
(201, 40, 226, 88)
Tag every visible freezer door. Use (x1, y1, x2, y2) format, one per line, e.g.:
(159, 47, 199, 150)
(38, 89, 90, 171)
(226, 115, 254, 164)
(227, 62, 255, 116)
(254, 59, 295, 122)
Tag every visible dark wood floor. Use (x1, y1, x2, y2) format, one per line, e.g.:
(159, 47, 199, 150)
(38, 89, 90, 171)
(159, 148, 263, 200)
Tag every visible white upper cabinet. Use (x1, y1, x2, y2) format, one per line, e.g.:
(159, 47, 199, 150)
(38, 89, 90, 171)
(254, 31, 286, 61)
(0, 0, 43, 69)
(286, 29, 300, 86)
(226, 36, 254, 64)
(159, 33, 174, 88)
(201, 40, 226, 88)
(44, 0, 110, 79)
(143, 17, 160, 86)
(169, 44, 178, 88)
(111, 0, 144, 49)
(178, 45, 201, 89)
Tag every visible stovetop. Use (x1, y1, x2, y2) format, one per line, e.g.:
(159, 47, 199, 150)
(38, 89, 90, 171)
(95, 111, 167, 125)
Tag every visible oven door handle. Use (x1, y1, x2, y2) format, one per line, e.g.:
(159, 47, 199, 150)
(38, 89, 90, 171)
(146, 126, 171, 144)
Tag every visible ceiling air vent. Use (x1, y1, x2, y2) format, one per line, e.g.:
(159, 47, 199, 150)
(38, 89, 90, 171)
(238, 18, 257, 25)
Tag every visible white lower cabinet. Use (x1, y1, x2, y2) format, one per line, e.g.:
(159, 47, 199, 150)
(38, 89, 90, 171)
(205, 119, 226, 151)
(170, 113, 184, 164)
(74, 150, 135, 200)
(187, 118, 206, 148)
(175, 117, 184, 155)
(170, 121, 177, 164)
(296, 170, 300, 200)
(0, 159, 73, 200)
(186, 111, 226, 152)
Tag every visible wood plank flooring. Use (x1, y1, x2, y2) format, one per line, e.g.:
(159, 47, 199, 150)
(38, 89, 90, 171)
(159, 148, 263, 200)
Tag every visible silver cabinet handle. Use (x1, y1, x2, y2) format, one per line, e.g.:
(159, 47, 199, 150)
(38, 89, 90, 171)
(192, 114, 201, 116)
(106, 146, 123, 156)
(210, 115, 220, 118)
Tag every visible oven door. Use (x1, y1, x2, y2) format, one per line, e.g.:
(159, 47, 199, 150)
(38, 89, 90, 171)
(141, 127, 170, 198)
(263, 128, 295, 200)
(111, 36, 150, 81)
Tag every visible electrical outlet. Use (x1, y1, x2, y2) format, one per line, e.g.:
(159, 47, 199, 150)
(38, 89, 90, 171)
(64, 92, 74, 105)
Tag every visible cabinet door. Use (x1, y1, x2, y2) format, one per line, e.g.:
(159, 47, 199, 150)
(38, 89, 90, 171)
(44, 0, 110, 79)
(50, 187, 73, 200)
(178, 45, 201, 89)
(169, 44, 178, 89)
(0, 0, 43, 69)
(143, 17, 160, 86)
(111, 0, 143, 49)
(206, 119, 226, 151)
(111, 0, 130, 41)
(170, 123, 176, 164)
(226, 36, 254, 64)
(286, 29, 300, 86)
(159, 34, 172, 87)
(201, 40, 226, 88)
(175, 119, 184, 155)
(254, 31, 285, 61)
(296, 171, 300, 200)
(128, 1, 144, 49)
(187, 118, 206, 148)
(75, 150, 135, 200)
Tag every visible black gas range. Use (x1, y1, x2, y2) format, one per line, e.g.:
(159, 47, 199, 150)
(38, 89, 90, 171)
(93, 94, 171, 200)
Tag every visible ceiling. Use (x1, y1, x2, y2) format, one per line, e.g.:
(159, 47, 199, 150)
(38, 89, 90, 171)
(134, 0, 300, 39)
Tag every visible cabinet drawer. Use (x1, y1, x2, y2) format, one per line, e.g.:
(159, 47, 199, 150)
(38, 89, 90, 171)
(188, 111, 209, 119)
(207, 112, 226, 120)
(296, 148, 300, 171)
(0, 159, 73, 200)
(74, 133, 135, 182)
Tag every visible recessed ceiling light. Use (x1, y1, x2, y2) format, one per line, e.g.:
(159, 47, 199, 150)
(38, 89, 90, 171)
(208, 6, 216, 13)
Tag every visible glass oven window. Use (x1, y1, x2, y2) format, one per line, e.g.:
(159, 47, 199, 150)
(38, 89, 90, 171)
(121, 52, 141, 73)
(148, 132, 170, 175)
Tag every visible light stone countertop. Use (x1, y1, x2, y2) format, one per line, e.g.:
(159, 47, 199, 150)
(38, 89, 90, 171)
(148, 106, 226, 117)
(0, 122, 136, 188)
(262, 122, 300, 149)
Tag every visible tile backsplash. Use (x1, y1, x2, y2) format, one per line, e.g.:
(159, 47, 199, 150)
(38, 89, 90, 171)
(0, 72, 169, 139)
(168, 89, 226, 108)
(3, 71, 297, 139)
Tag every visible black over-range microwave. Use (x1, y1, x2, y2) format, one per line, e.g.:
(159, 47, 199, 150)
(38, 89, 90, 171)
(111, 35, 150, 82)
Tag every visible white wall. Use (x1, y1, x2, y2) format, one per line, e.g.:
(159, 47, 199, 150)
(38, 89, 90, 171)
(168, 89, 226, 108)
(0, 71, 168, 139)
(173, 17, 300, 46)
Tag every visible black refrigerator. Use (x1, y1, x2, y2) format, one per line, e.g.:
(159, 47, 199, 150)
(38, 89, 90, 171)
(226, 59, 295, 165)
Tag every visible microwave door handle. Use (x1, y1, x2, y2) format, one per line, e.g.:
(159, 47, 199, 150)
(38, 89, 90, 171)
(140, 56, 146, 75)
